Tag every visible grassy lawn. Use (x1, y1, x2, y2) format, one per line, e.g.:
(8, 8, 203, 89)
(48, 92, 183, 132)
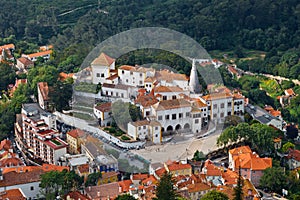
(72, 112, 95, 121)
(74, 82, 99, 94)
(260, 79, 283, 98)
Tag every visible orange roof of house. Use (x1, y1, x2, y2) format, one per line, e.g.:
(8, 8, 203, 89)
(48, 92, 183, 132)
(0, 157, 24, 168)
(106, 74, 119, 80)
(91, 52, 115, 66)
(202, 92, 232, 101)
(0, 188, 26, 200)
(167, 163, 191, 171)
(154, 86, 183, 93)
(66, 191, 90, 200)
(68, 129, 85, 139)
(228, 66, 238, 75)
(26, 50, 52, 59)
(135, 94, 158, 107)
(42, 164, 69, 172)
(145, 76, 157, 82)
(101, 171, 118, 179)
(0, 139, 11, 151)
(0, 170, 44, 187)
(152, 99, 191, 111)
(193, 99, 207, 107)
(141, 175, 157, 186)
(17, 57, 34, 66)
(0, 44, 15, 49)
(285, 88, 295, 96)
(187, 182, 213, 193)
(155, 167, 166, 177)
(229, 146, 252, 155)
(222, 169, 238, 185)
(118, 65, 136, 71)
(77, 164, 89, 174)
(233, 93, 244, 99)
(155, 69, 189, 82)
(85, 182, 120, 199)
(287, 149, 300, 162)
(273, 138, 282, 143)
(95, 102, 112, 112)
(118, 179, 133, 192)
(132, 173, 149, 180)
(59, 72, 74, 81)
(38, 82, 49, 101)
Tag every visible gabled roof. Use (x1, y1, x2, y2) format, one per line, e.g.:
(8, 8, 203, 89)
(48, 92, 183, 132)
(67, 129, 85, 139)
(229, 146, 252, 155)
(25, 50, 52, 59)
(65, 191, 90, 200)
(85, 182, 120, 199)
(152, 99, 191, 111)
(0, 169, 43, 187)
(202, 92, 232, 101)
(95, 102, 112, 113)
(287, 149, 300, 162)
(154, 85, 184, 93)
(17, 57, 34, 66)
(132, 173, 149, 181)
(91, 52, 115, 66)
(285, 88, 296, 96)
(155, 69, 189, 82)
(0, 188, 26, 200)
(38, 82, 49, 101)
(187, 182, 213, 193)
(135, 94, 158, 107)
(167, 163, 191, 171)
(118, 179, 133, 193)
(0, 44, 15, 49)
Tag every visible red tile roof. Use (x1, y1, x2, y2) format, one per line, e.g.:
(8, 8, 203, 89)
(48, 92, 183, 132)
(167, 163, 192, 171)
(187, 182, 213, 193)
(0, 44, 15, 49)
(17, 57, 34, 66)
(0, 157, 24, 168)
(95, 102, 112, 112)
(0, 139, 11, 151)
(154, 86, 183, 93)
(77, 164, 89, 174)
(67, 129, 85, 139)
(0, 170, 43, 187)
(287, 149, 300, 162)
(141, 175, 157, 186)
(65, 191, 90, 200)
(118, 179, 133, 192)
(135, 94, 159, 107)
(26, 50, 52, 59)
(132, 173, 149, 181)
(155, 167, 166, 177)
(152, 99, 191, 111)
(38, 82, 49, 101)
(85, 182, 120, 200)
(0, 188, 26, 200)
(92, 53, 115, 66)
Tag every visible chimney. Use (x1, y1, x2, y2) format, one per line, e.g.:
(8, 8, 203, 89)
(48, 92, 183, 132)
(119, 186, 122, 193)
(97, 191, 100, 197)
(88, 186, 91, 191)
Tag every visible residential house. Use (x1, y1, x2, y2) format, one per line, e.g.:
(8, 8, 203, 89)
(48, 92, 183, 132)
(16, 57, 34, 73)
(229, 146, 272, 186)
(94, 102, 112, 127)
(22, 50, 52, 62)
(91, 52, 116, 84)
(0, 43, 15, 62)
(66, 129, 85, 154)
(286, 149, 300, 170)
(0, 188, 26, 199)
(81, 139, 118, 173)
(153, 161, 192, 179)
(187, 182, 214, 200)
(9, 78, 27, 97)
(127, 120, 162, 144)
(99, 171, 119, 185)
(153, 85, 189, 101)
(118, 65, 155, 87)
(37, 82, 50, 110)
(101, 83, 138, 101)
(84, 182, 121, 200)
(245, 104, 284, 131)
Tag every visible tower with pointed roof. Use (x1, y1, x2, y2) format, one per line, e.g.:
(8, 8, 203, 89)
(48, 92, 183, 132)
(91, 52, 115, 84)
(189, 59, 201, 94)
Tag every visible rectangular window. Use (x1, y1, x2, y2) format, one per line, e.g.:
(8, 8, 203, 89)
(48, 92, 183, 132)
(163, 96, 167, 100)
(213, 104, 217, 109)
(155, 127, 159, 130)
(139, 81, 143, 85)
(101, 73, 105, 77)
(130, 71, 133, 75)
(96, 73, 100, 77)
(158, 116, 162, 120)
(220, 112, 224, 118)
(146, 111, 150, 116)
(165, 115, 170, 120)
(186, 112, 190, 117)
(30, 186, 34, 191)
(172, 95, 176, 99)
(172, 114, 176, 120)
(143, 125, 146, 129)
(221, 103, 224, 108)
(179, 113, 183, 118)
(195, 119, 199, 124)
(213, 114, 217, 118)
(228, 102, 232, 107)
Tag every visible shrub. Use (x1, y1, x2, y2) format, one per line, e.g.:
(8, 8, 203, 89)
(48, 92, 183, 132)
(121, 135, 130, 141)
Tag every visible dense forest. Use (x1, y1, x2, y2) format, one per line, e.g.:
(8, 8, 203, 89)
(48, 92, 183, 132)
(1, 0, 300, 70)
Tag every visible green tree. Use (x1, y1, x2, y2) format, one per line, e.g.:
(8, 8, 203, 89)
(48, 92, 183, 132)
(233, 167, 243, 200)
(0, 63, 16, 91)
(282, 142, 295, 153)
(85, 172, 102, 187)
(154, 172, 177, 200)
(224, 115, 243, 128)
(193, 150, 205, 161)
(49, 80, 72, 112)
(201, 190, 229, 200)
(115, 194, 136, 200)
(259, 167, 287, 193)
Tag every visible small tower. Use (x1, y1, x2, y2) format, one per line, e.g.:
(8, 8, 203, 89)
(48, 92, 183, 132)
(189, 59, 201, 94)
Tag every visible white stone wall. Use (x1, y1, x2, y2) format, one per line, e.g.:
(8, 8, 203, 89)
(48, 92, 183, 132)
(92, 65, 110, 84)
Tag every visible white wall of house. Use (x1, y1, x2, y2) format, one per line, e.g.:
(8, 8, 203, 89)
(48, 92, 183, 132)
(92, 65, 111, 84)
(0, 181, 41, 199)
(118, 69, 145, 87)
(54, 147, 67, 165)
(154, 90, 189, 101)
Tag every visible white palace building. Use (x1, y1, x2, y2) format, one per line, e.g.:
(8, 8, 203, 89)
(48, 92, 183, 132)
(89, 53, 245, 144)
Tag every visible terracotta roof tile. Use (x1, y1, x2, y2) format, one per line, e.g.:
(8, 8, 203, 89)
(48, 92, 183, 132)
(0, 188, 26, 200)
(38, 82, 49, 101)
(17, 57, 34, 66)
(67, 129, 85, 139)
(141, 175, 157, 186)
(132, 173, 149, 180)
(95, 102, 112, 112)
(0, 44, 15, 49)
(287, 149, 300, 162)
(154, 86, 183, 93)
(152, 99, 191, 111)
(135, 94, 159, 107)
(26, 50, 52, 59)
(167, 163, 191, 171)
(155, 69, 189, 82)
(91, 53, 115, 66)
(85, 182, 120, 199)
(187, 182, 213, 193)
(118, 179, 133, 192)
(65, 191, 90, 200)
(0, 170, 43, 187)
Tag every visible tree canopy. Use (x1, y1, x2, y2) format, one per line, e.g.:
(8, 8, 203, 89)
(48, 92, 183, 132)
(154, 172, 178, 200)
(201, 190, 229, 200)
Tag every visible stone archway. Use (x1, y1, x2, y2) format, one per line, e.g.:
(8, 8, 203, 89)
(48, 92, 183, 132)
(175, 124, 182, 130)
(184, 123, 190, 129)
(167, 125, 173, 132)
